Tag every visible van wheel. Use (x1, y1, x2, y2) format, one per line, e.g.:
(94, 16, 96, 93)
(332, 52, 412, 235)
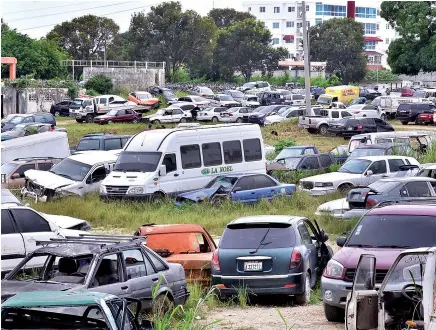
(85, 115, 94, 123)
(295, 273, 311, 305)
(401, 121, 409, 125)
(76, 119, 83, 123)
(152, 119, 160, 124)
(319, 125, 328, 136)
(132, 118, 139, 124)
(338, 183, 353, 194)
(152, 191, 165, 202)
(54, 111, 60, 117)
(323, 303, 345, 322)
(212, 116, 219, 123)
(236, 118, 243, 123)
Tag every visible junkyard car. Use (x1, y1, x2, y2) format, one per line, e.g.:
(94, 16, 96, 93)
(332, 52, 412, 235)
(210, 94, 240, 108)
(1, 234, 190, 311)
(300, 156, 420, 195)
(219, 107, 252, 123)
(212, 215, 332, 304)
(175, 174, 296, 205)
(1, 290, 154, 330)
(143, 108, 191, 124)
(135, 224, 216, 285)
(128, 91, 160, 109)
(93, 109, 140, 125)
(321, 202, 436, 322)
(21, 151, 118, 201)
(345, 247, 436, 330)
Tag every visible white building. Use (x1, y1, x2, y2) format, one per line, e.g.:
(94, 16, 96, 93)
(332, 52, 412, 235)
(242, 0, 400, 69)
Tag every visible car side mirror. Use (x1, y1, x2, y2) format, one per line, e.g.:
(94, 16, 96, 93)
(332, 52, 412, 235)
(159, 165, 167, 176)
(11, 173, 20, 179)
(366, 170, 373, 176)
(336, 236, 347, 247)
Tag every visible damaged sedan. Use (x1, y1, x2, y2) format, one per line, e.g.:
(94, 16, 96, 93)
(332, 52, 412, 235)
(21, 151, 118, 201)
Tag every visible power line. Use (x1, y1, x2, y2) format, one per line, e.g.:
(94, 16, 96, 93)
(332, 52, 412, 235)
(3, 2, 89, 15)
(17, 4, 155, 32)
(8, 2, 133, 22)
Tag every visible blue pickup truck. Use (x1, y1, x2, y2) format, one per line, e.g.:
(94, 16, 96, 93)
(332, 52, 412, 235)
(175, 173, 296, 205)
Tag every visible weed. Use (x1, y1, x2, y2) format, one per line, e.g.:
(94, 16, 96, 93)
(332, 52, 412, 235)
(276, 308, 294, 330)
(309, 284, 322, 305)
(235, 285, 250, 309)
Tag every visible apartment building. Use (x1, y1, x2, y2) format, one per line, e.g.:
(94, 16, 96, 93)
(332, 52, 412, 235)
(242, 0, 400, 69)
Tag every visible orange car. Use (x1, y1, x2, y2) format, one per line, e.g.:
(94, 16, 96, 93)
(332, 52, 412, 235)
(128, 91, 160, 109)
(135, 224, 216, 285)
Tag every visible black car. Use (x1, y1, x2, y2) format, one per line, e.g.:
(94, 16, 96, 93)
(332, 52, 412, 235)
(148, 86, 178, 104)
(328, 117, 394, 138)
(72, 133, 132, 152)
(246, 105, 286, 125)
(267, 153, 335, 174)
(50, 101, 73, 117)
(396, 102, 436, 125)
(1, 113, 56, 132)
(359, 88, 381, 100)
(258, 91, 286, 106)
(310, 87, 325, 100)
(348, 143, 396, 159)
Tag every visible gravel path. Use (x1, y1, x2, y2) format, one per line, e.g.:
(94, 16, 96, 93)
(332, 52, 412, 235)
(202, 305, 343, 330)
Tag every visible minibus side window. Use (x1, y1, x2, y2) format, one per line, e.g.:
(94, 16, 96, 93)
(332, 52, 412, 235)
(243, 139, 262, 162)
(223, 141, 242, 164)
(181, 145, 202, 169)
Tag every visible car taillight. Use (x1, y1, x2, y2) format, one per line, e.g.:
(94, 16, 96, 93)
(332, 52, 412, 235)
(289, 249, 302, 269)
(366, 198, 377, 208)
(356, 124, 363, 130)
(212, 250, 221, 271)
(229, 113, 233, 116)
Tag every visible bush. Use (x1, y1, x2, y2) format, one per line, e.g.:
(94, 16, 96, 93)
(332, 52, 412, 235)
(86, 89, 99, 96)
(274, 139, 297, 153)
(84, 75, 113, 94)
(110, 86, 129, 99)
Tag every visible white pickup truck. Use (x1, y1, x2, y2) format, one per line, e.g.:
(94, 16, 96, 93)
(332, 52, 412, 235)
(298, 108, 355, 135)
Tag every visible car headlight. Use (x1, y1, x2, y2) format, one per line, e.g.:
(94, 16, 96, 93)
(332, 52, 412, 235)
(323, 260, 344, 279)
(100, 185, 107, 194)
(315, 182, 333, 187)
(127, 186, 144, 195)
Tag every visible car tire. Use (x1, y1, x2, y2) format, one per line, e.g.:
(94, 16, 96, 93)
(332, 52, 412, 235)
(338, 183, 353, 194)
(180, 118, 187, 123)
(54, 111, 60, 117)
(295, 273, 311, 305)
(401, 121, 409, 125)
(85, 115, 94, 123)
(236, 118, 243, 123)
(76, 119, 83, 123)
(108, 120, 113, 124)
(132, 118, 139, 124)
(380, 114, 386, 121)
(152, 119, 161, 124)
(152, 191, 165, 202)
(319, 125, 328, 136)
(323, 303, 345, 322)
(152, 293, 173, 317)
(212, 116, 219, 123)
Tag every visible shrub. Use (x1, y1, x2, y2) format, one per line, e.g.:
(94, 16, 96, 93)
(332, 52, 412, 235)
(84, 75, 113, 94)
(274, 139, 297, 153)
(86, 89, 99, 96)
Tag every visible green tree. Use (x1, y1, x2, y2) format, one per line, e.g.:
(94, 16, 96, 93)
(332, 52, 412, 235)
(309, 18, 367, 84)
(380, 1, 436, 74)
(47, 15, 119, 60)
(127, 1, 217, 81)
(207, 8, 254, 28)
(262, 47, 289, 76)
(214, 18, 273, 81)
(84, 75, 113, 94)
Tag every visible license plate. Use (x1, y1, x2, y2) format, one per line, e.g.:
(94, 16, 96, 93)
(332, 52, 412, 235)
(244, 261, 262, 271)
(347, 126, 353, 130)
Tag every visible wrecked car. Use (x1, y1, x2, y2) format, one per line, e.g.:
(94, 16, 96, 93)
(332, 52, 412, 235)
(1, 290, 154, 330)
(21, 151, 118, 201)
(345, 247, 436, 330)
(175, 173, 296, 205)
(2, 234, 190, 312)
(135, 224, 216, 285)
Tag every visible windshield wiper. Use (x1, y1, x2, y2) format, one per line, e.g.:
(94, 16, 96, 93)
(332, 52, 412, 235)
(249, 227, 271, 254)
(375, 245, 411, 249)
(50, 172, 74, 180)
(34, 280, 63, 284)
(346, 244, 376, 248)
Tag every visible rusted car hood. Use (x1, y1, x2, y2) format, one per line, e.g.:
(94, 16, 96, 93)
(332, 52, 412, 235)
(166, 252, 213, 270)
(1, 280, 78, 302)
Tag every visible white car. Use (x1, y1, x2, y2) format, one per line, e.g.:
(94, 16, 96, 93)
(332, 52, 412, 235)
(265, 106, 305, 125)
(346, 104, 387, 120)
(197, 107, 228, 122)
(219, 107, 252, 123)
(210, 94, 241, 108)
(177, 95, 210, 109)
(241, 94, 260, 108)
(144, 108, 191, 124)
(238, 81, 271, 93)
(21, 151, 118, 201)
(300, 155, 420, 195)
(1, 204, 90, 273)
(284, 94, 306, 106)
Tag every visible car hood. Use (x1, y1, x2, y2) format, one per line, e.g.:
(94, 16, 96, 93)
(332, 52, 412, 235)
(301, 172, 360, 183)
(25, 170, 76, 189)
(266, 115, 284, 122)
(2, 280, 78, 301)
(177, 187, 222, 202)
(317, 198, 349, 212)
(334, 247, 403, 269)
(220, 101, 239, 105)
(166, 252, 213, 270)
(103, 171, 154, 187)
(94, 115, 112, 120)
(42, 213, 92, 231)
(1, 131, 20, 138)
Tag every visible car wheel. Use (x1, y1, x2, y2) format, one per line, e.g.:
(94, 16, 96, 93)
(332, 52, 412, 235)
(401, 121, 409, 125)
(212, 116, 219, 123)
(338, 183, 353, 194)
(132, 118, 139, 124)
(180, 118, 187, 123)
(54, 111, 60, 117)
(76, 119, 83, 123)
(323, 303, 345, 322)
(380, 114, 386, 121)
(152, 293, 173, 317)
(85, 115, 94, 123)
(236, 118, 243, 123)
(295, 273, 311, 305)
(152, 119, 160, 124)
(108, 120, 113, 124)
(319, 124, 328, 136)
(152, 191, 165, 203)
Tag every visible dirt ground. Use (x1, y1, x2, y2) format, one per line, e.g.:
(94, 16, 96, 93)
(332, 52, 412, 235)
(202, 304, 343, 330)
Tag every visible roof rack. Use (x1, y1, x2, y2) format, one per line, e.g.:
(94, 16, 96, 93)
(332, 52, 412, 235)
(376, 198, 436, 208)
(12, 157, 57, 161)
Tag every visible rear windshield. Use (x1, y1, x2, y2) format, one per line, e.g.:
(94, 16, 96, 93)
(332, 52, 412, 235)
(350, 148, 386, 158)
(346, 215, 436, 249)
(77, 139, 100, 151)
(367, 180, 400, 193)
(220, 224, 295, 249)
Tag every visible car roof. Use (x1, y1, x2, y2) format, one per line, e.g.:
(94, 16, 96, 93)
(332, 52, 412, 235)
(80, 134, 132, 140)
(2, 290, 116, 308)
(368, 203, 436, 216)
(379, 176, 436, 183)
(228, 215, 306, 225)
(355, 143, 393, 150)
(354, 155, 413, 161)
(68, 151, 119, 165)
(283, 146, 313, 149)
(137, 224, 207, 235)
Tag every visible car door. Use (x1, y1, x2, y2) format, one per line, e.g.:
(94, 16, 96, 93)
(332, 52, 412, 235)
(231, 176, 255, 203)
(158, 153, 180, 194)
(1, 209, 26, 273)
(298, 156, 320, 170)
(374, 118, 389, 132)
(171, 109, 183, 122)
(115, 109, 126, 123)
(365, 160, 388, 185)
(160, 109, 173, 123)
(400, 181, 433, 198)
(297, 221, 318, 281)
(121, 248, 150, 302)
(84, 165, 108, 194)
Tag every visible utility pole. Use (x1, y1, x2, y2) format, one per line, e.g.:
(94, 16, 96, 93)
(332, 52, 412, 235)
(301, 1, 312, 116)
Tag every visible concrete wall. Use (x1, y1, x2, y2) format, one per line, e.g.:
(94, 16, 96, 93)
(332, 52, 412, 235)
(83, 67, 165, 91)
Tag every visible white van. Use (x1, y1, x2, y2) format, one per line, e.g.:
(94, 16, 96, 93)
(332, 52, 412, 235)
(100, 124, 266, 199)
(372, 96, 432, 118)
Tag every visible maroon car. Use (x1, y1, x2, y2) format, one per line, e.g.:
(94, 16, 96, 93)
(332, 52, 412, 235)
(321, 202, 436, 322)
(93, 108, 140, 124)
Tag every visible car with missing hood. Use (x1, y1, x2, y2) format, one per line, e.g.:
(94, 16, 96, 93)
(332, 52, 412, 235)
(128, 91, 160, 109)
(21, 151, 118, 202)
(175, 173, 296, 205)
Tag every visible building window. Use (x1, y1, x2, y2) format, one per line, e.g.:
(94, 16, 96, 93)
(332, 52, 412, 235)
(386, 23, 390, 30)
(376, 24, 379, 30)
(315, 18, 322, 25)
(316, 2, 322, 15)
(377, 9, 380, 16)
(365, 40, 376, 50)
(363, 23, 377, 35)
(273, 22, 280, 29)
(306, 5, 310, 11)
(316, 4, 346, 16)
(285, 38, 294, 44)
(260, 6, 265, 12)
(274, 7, 280, 13)
(286, 21, 294, 28)
(386, 38, 390, 44)
(288, 6, 295, 12)
(296, 22, 303, 28)
(355, 7, 376, 19)
(368, 55, 382, 65)
(272, 38, 280, 45)
(29, 94, 37, 102)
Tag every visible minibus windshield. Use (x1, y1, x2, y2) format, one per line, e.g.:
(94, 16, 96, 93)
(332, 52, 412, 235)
(114, 151, 162, 172)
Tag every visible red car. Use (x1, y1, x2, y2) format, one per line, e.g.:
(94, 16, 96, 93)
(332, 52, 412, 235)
(390, 87, 414, 97)
(93, 108, 140, 124)
(417, 112, 435, 125)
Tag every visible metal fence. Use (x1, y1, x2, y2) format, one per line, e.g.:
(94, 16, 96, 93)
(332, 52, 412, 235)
(61, 60, 165, 70)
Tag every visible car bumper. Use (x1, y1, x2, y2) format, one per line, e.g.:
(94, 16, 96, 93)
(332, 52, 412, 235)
(301, 188, 336, 196)
(212, 272, 305, 297)
(314, 211, 346, 219)
(321, 276, 353, 308)
(100, 193, 156, 201)
(342, 208, 367, 219)
(197, 117, 212, 121)
(219, 117, 234, 122)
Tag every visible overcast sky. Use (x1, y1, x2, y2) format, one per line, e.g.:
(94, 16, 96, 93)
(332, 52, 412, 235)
(2, 0, 244, 38)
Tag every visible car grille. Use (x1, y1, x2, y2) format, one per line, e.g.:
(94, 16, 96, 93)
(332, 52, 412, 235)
(344, 268, 389, 283)
(302, 181, 314, 190)
(106, 185, 129, 196)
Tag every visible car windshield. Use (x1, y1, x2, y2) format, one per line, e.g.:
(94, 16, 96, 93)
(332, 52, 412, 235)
(350, 148, 386, 158)
(114, 151, 162, 172)
(246, 96, 258, 101)
(367, 180, 400, 193)
(243, 83, 256, 88)
(11, 124, 27, 131)
(220, 224, 296, 249)
(204, 176, 238, 190)
(259, 107, 275, 115)
(2, 115, 17, 123)
(106, 109, 119, 116)
(72, 99, 84, 105)
(50, 158, 92, 181)
(76, 139, 100, 151)
(293, 95, 304, 100)
(200, 87, 213, 94)
(1, 163, 19, 175)
(192, 97, 206, 102)
(219, 95, 233, 101)
(136, 92, 150, 99)
(230, 91, 244, 98)
(276, 107, 290, 116)
(163, 90, 176, 97)
(275, 148, 305, 159)
(338, 159, 371, 174)
(227, 108, 239, 113)
(10, 116, 25, 124)
(346, 215, 436, 249)
(413, 91, 425, 98)
(317, 96, 331, 105)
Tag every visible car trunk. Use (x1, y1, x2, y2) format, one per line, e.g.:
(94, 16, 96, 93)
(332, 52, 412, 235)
(348, 187, 377, 209)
